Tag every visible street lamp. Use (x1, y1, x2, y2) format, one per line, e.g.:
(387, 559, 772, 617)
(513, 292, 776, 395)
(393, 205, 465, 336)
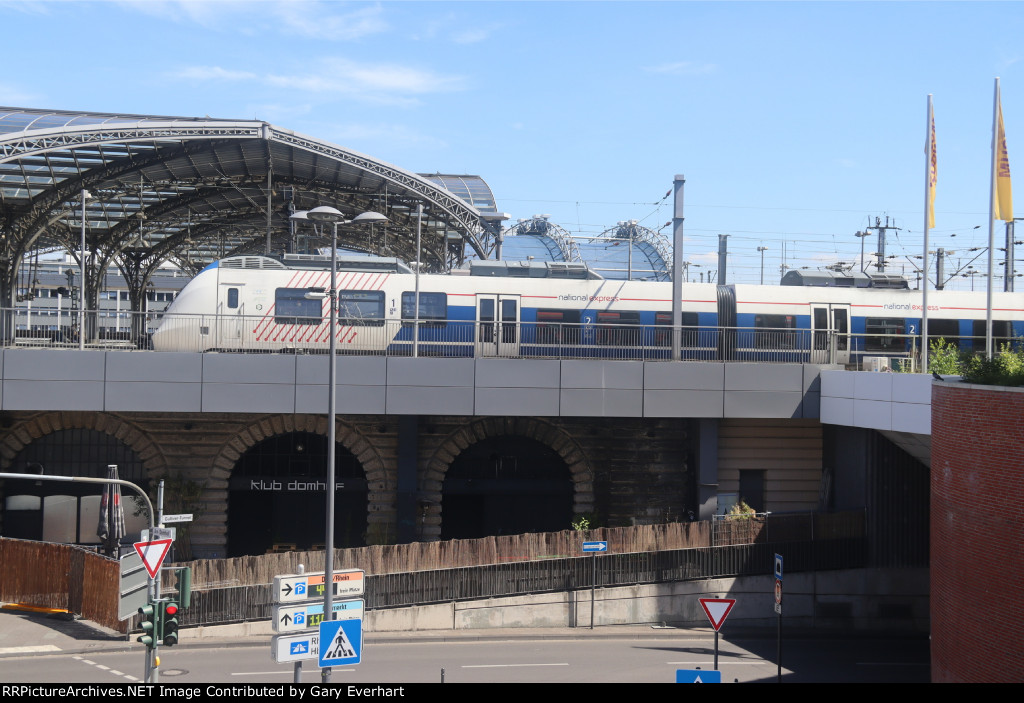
(293, 205, 386, 684)
(757, 246, 768, 285)
(854, 231, 870, 273)
(80, 189, 93, 350)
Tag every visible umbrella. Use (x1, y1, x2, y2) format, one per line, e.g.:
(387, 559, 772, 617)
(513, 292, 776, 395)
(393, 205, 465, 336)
(97, 464, 126, 558)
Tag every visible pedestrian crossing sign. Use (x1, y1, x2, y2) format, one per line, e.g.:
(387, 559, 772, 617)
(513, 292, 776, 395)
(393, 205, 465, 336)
(318, 618, 362, 667)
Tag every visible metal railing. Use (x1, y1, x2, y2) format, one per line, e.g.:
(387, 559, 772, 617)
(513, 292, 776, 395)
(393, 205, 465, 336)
(176, 535, 866, 628)
(7, 306, 1007, 369)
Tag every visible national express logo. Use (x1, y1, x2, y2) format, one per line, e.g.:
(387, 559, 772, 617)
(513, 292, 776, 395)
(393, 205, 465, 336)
(558, 294, 620, 303)
(883, 302, 940, 311)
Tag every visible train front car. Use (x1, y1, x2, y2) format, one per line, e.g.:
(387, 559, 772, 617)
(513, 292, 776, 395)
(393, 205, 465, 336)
(150, 261, 222, 352)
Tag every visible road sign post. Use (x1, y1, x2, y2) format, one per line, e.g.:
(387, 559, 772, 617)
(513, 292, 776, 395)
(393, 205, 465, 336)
(271, 566, 366, 681)
(699, 597, 737, 671)
(581, 541, 608, 630)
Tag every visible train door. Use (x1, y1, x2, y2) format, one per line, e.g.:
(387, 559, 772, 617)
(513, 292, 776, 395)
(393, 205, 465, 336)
(218, 283, 244, 347)
(810, 303, 850, 365)
(476, 294, 520, 357)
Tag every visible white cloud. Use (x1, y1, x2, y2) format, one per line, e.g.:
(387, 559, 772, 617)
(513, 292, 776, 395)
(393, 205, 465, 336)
(836, 158, 857, 168)
(173, 66, 258, 82)
(451, 23, 503, 45)
(644, 61, 717, 76)
(272, 1, 388, 41)
(114, 0, 249, 27)
(0, 82, 41, 106)
(266, 57, 465, 105)
(114, 0, 387, 39)
(170, 56, 465, 107)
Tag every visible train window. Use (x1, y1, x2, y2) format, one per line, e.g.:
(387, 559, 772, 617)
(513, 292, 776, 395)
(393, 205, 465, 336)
(275, 288, 321, 325)
(401, 292, 447, 325)
(928, 319, 960, 349)
(754, 314, 797, 349)
(972, 320, 1014, 353)
(536, 309, 581, 344)
(596, 310, 641, 346)
(227, 288, 239, 309)
(338, 290, 385, 326)
(655, 311, 699, 347)
(864, 317, 905, 351)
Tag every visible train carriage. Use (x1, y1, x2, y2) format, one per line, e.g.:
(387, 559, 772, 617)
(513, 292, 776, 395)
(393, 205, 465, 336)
(151, 253, 1024, 365)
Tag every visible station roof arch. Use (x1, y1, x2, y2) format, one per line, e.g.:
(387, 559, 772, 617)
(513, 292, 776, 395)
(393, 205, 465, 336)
(0, 107, 495, 306)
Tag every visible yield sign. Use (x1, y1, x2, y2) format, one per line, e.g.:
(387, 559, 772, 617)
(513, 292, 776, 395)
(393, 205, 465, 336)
(699, 597, 736, 632)
(133, 539, 173, 578)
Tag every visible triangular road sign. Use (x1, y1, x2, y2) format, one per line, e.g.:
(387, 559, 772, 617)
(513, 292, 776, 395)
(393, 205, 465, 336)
(699, 597, 736, 632)
(134, 539, 173, 578)
(325, 626, 357, 659)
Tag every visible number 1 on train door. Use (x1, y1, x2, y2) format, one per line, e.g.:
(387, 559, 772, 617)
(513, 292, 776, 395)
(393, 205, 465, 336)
(476, 295, 520, 357)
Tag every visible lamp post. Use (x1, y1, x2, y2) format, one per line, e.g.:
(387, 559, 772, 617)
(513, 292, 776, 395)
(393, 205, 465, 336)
(80, 189, 92, 350)
(757, 246, 768, 285)
(414, 203, 422, 357)
(298, 205, 387, 684)
(855, 231, 870, 273)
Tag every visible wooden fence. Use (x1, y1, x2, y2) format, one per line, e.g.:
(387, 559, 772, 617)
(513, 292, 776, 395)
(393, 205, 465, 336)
(182, 521, 715, 588)
(0, 538, 123, 631)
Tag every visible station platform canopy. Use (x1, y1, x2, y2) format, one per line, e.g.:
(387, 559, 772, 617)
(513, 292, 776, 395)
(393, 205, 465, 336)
(492, 215, 671, 281)
(0, 107, 498, 310)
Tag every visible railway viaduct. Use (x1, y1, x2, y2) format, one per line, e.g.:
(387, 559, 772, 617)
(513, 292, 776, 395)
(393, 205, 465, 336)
(0, 348, 931, 559)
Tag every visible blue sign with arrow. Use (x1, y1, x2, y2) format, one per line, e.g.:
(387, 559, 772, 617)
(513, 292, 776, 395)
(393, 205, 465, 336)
(676, 669, 721, 683)
(582, 541, 608, 553)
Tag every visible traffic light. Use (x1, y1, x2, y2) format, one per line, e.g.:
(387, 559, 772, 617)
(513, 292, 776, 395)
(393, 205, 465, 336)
(137, 603, 159, 648)
(162, 602, 180, 647)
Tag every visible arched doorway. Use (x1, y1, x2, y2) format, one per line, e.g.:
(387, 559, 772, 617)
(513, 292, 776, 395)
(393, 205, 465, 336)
(2, 428, 149, 546)
(227, 431, 368, 557)
(441, 435, 573, 539)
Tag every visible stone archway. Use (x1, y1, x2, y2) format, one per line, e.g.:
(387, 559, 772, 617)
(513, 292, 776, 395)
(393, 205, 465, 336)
(210, 415, 390, 551)
(422, 417, 593, 540)
(0, 411, 166, 475)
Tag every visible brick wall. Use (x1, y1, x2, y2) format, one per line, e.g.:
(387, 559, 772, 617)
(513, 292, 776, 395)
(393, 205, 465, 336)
(931, 383, 1024, 683)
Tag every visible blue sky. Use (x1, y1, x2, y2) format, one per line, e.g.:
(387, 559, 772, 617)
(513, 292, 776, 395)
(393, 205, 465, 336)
(2, 0, 1023, 287)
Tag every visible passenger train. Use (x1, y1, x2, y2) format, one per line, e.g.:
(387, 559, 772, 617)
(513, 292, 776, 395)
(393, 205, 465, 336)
(150, 253, 1024, 365)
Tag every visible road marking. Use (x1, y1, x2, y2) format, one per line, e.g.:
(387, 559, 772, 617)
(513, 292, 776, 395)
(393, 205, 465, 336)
(72, 654, 139, 681)
(0, 645, 61, 654)
(462, 667, 569, 671)
(668, 661, 766, 666)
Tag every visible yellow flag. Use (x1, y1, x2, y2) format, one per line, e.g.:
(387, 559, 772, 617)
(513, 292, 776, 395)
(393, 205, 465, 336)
(995, 96, 1013, 221)
(927, 108, 937, 229)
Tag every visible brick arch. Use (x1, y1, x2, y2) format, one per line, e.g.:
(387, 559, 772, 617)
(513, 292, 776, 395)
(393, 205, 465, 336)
(210, 414, 389, 523)
(0, 411, 166, 475)
(422, 417, 594, 540)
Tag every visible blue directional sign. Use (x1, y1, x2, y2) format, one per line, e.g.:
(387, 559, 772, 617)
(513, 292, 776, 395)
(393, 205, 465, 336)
(271, 633, 319, 663)
(318, 619, 362, 667)
(582, 541, 608, 553)
(676, 669, 721, 683)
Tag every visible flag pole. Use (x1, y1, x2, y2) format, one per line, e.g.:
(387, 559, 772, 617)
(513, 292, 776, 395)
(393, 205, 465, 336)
(987, 78, 1000, 359)
(922, 94, 934, 373)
